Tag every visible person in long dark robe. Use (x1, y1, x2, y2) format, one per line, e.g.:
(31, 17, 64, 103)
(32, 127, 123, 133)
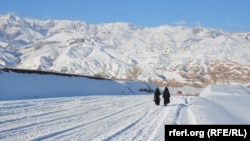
(163, 86, 170, 106)
(154, 88, 161, 105)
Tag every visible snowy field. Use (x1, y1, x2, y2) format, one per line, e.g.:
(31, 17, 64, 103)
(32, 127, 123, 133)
(1, 70, 250, 141)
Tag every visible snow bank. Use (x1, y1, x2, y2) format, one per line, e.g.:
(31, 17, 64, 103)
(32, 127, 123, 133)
(189, 84, 250, 124)
(200, 84, 250, 96)
(0, 69, 156, 100)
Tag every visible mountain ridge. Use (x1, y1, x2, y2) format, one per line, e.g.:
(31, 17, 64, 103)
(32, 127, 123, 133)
(0, 14, 249, 87)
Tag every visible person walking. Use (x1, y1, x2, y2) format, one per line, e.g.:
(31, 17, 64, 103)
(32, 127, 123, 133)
(154, 88, 161, 105)
(163, 86, 170, 106)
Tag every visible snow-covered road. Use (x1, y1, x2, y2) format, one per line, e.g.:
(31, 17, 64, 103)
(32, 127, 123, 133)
(0, 95, 192, 141)
(1, 89, 250, 141)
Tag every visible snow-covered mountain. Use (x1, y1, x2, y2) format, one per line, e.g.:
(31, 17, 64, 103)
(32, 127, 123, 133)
(0, 14, 249, 87)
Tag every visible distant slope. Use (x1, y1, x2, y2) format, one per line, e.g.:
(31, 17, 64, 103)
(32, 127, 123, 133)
(0, 68, 156, 100)
(0, 14, 250, 87)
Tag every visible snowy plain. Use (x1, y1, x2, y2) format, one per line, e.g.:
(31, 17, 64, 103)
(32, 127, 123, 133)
(0, 70, 250, 141)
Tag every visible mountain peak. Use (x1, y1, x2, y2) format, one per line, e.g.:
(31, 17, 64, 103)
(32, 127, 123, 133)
(0, 13, 21, 21)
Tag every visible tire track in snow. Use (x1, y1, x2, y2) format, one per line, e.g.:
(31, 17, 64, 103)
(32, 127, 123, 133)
(31, 97, 152, 141)
(133, 107, 166, 141)
(0, 96, 133, 140)
(0, 97, 111, 124)
(53, 110, 147, 141)
(103, 105, 163, 141)
(146, 96, 191, 140)
(59, 96, 189, 141)
(54, 100, 152, 140)
(162, 96, 190, 124)
(103, 113, 147, 141)
(0, 95, 191, 141)
(146, 106, 169, 141)
(106, 96, 190, 141)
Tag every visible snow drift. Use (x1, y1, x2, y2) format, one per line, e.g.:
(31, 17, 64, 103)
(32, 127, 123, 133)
(0, 68, 156, 100)
(200, 84, 250, 96)
(182, 84, 250, 124)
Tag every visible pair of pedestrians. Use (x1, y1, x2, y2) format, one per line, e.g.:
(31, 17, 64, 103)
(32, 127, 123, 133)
(154, 87, 170, 106)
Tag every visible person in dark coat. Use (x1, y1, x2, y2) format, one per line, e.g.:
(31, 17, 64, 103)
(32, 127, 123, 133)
(163, 86, 170, 106)
(154, 88, 161, 105)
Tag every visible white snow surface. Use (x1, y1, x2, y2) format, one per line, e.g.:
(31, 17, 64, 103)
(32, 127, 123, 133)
(0, 70, 156, 100)
(1, 70, 250, 141)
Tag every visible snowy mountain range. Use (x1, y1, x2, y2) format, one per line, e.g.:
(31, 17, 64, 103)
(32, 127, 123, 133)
(0, 14, 250, 87)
